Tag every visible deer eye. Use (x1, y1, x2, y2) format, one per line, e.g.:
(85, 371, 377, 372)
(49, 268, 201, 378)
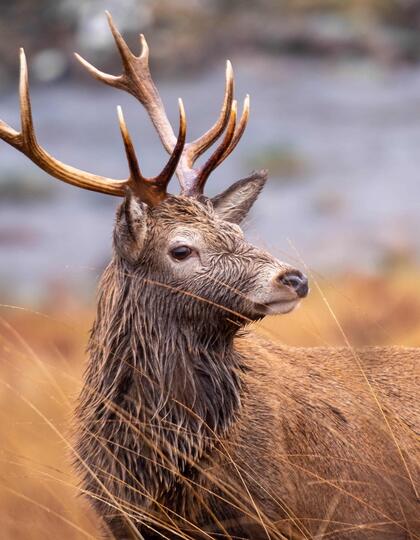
(170, 245, 193, 261)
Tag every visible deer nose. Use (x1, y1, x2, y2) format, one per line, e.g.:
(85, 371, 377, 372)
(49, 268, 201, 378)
(278, 270, 309, 298)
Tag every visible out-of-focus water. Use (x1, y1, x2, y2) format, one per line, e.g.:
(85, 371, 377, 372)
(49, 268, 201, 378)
(1, 56, 420, 304)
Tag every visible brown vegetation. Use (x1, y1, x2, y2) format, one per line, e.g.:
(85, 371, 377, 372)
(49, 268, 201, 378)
(0, 268, 418, 539)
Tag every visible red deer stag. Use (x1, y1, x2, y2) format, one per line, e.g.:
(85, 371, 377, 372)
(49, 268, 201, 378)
(0, 12, 418, 540)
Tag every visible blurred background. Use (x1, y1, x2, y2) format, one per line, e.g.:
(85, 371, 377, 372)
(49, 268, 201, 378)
(2, 0, 420, 304)
(0, 1, 420, 539)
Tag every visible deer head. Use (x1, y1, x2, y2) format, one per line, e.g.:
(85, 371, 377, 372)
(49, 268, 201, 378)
(0, 12, 308, 326)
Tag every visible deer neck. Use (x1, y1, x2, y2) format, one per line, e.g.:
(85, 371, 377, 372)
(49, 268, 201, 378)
(87, 260, 244, 480)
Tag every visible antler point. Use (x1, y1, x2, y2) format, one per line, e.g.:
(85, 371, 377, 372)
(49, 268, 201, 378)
(19, 48, 28, 84)
(177, 98, 187, 138)
(116, 105, 127, 134)
(139, 34, 149, 59)
(105, 10, 118, 34)
(74, 52, 89, 67)
(19, 48, 27, 67)
(226, 60, 234, 79)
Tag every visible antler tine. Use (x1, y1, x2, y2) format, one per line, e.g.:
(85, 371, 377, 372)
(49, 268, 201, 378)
(215, 94, 250, 168)
(0, 50, 28, 150)
(139, 34, 149, 60)
(183, 61, 234, 166)
(76, 12, 177, 154)
(116, 105, 142, 182)
(19, 47, 36, 144)
(105, 10, 136, 73)
(0, 118, 20, 148)
(0, 48, 129, 196)
(74, 52, 121, 87)
(117, 99, 186, 206)
(187, 100, 237, 197)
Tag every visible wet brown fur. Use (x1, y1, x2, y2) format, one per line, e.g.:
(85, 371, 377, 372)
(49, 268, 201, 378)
(74, 189, 419, 540)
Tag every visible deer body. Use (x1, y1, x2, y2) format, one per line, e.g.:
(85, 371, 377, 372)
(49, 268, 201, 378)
(75, 227, 419, 538)
(1, 13, 418, 540)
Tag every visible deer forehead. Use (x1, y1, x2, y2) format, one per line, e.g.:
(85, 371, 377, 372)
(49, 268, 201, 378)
(150, 197, 245, 245)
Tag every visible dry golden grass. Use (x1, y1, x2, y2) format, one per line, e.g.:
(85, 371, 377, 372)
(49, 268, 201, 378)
(0, 268, 419, 539)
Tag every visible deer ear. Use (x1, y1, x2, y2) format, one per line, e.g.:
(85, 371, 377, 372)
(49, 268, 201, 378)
(114, 194, 148, 261)
(211, 170, 267, 224)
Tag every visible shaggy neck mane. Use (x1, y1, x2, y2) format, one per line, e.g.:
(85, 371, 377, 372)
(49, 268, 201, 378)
(83, 256, 244, 489)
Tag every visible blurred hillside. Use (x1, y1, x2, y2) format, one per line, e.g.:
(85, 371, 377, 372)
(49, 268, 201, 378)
(2, 0, 420, 89)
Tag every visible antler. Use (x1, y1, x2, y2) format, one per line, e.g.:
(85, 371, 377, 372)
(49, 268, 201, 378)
(117, 102, 186, 206)
(0, 12, 249, 203)
(0, 49, 186, 205)
(75, 11, 249, 197)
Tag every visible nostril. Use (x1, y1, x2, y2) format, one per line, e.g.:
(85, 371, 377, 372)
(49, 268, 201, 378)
(278, 270, 309, 298)
(281, 273, 301, 289)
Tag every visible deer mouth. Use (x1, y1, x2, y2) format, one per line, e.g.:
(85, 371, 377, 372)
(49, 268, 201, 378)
(266, 299, 301, 314)
(252, 298, 301, 316)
